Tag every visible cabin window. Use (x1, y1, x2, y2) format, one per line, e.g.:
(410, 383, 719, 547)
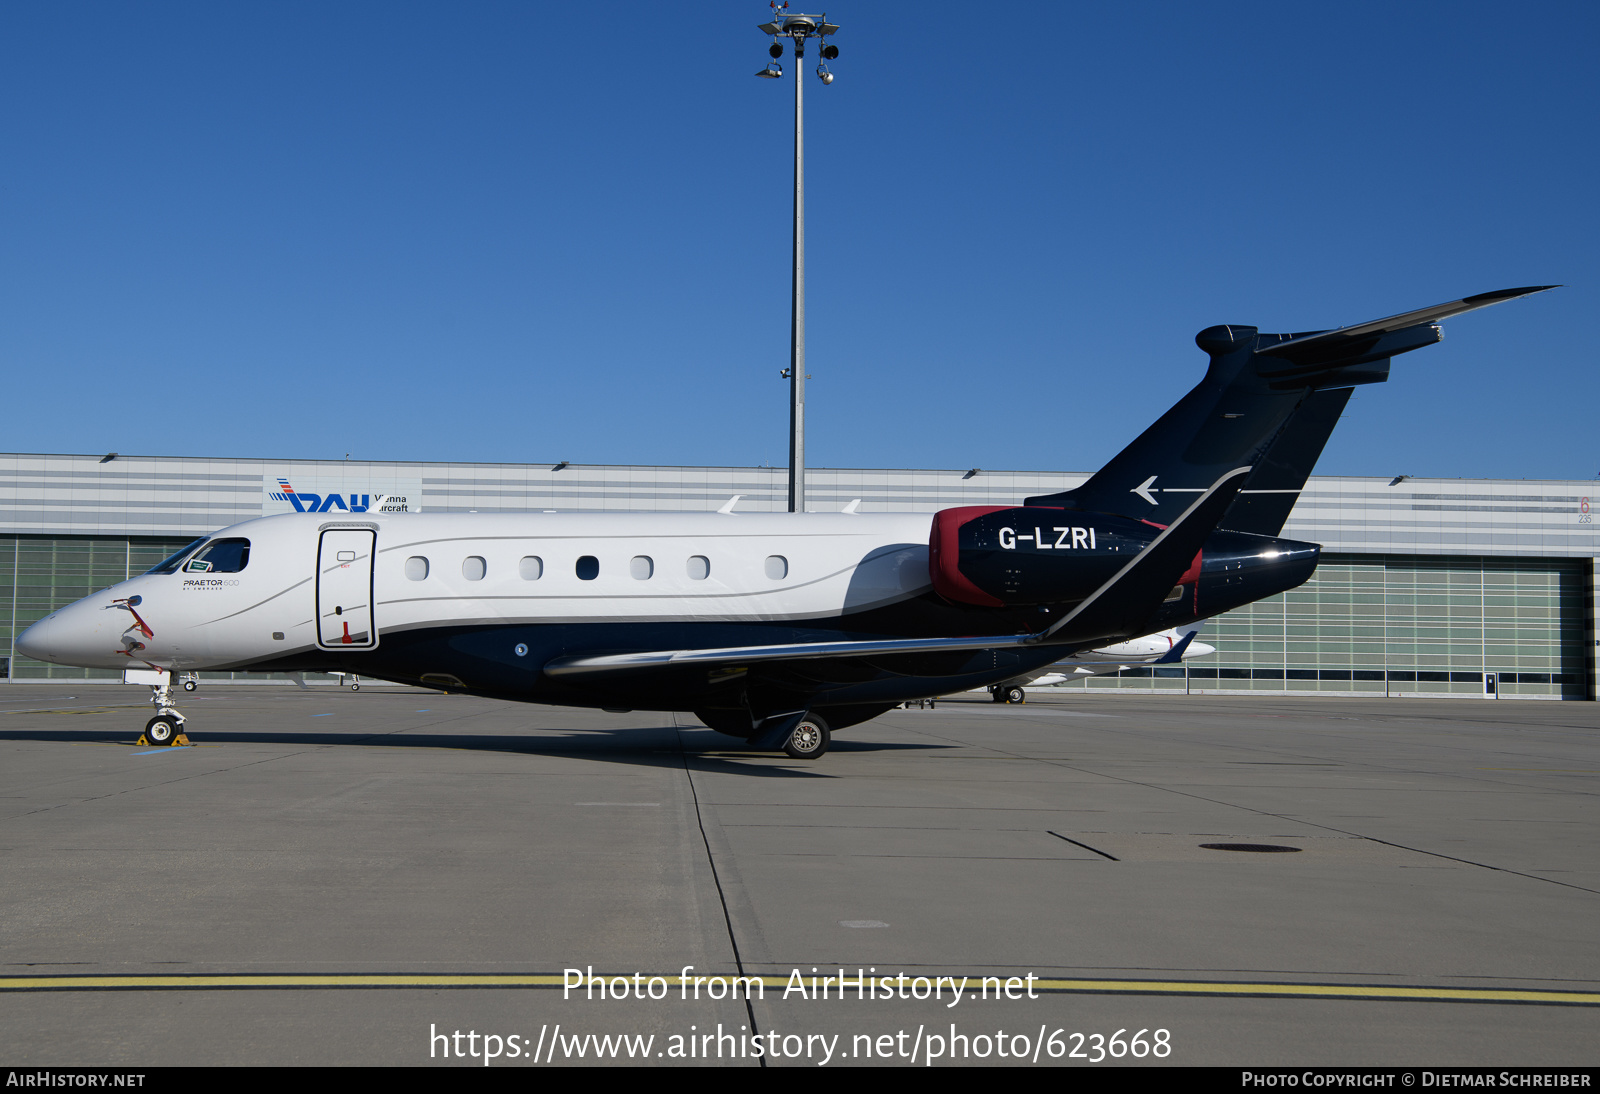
(576, 555, 599, 580)
(765, 555, 788, 580)
(519, 556, 543, 580)
(630, 555, 653, 580)
(405, 556, 429, 581)
(184, 538, 251, 574)
(463, 556, 487, 581)
(687, 555, 710, 580)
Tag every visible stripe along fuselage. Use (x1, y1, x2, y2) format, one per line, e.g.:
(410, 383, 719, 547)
(19, 509, 1315, 713)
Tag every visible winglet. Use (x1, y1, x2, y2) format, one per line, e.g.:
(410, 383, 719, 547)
(718, 495, 742, 515)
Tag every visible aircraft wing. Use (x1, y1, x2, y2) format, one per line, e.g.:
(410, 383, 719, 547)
(541, 631, 1046, 679)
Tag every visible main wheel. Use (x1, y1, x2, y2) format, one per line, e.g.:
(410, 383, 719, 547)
(989, 686, 1006, 703)
(350, 683, 360, 691)
(144, 715, 183, 746)
(1005, 686, 1026, 704)
(182, 679, 197, 692)
(783, 715, 830, 760)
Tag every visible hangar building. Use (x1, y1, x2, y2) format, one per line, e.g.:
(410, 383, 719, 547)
(0, 453, 1592, 700)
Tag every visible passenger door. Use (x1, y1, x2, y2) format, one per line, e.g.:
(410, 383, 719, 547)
(316, 528, 378, 650)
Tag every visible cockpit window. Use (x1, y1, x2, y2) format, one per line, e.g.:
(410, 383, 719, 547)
(183, 538, 251, 574)
(146, 538, 207, 575)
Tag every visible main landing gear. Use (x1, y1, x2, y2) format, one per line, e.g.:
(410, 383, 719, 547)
(989, 685, 1026, 704)
(693, 709, 832, 759)
(782, 715, 830, 760)
(138, 675, 191, 747)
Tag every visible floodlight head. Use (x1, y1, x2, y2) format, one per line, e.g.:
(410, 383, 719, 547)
(757, 62, 783, 78)
(816, 64, 833, 84)
(821, 43, 838, 60)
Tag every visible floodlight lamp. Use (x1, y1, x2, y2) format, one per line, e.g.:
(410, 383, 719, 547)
(816, 63, 833, 84)
(821, 43, 838, 59)
(757, 62, 783, 78)
(769, 41, 782, 58)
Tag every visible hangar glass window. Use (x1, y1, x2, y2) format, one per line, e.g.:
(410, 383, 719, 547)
(630, 555, 653, 580)
(183, 538, 250, 573)
(764, 555, 788, 580)
(405, 556, 429, 581)
(576, 555, 599, 580)
(462, 556, 486, 581)
(146, 538, 207, 575)
(519, 556, 543, 580)
(687, 555, 710, 580)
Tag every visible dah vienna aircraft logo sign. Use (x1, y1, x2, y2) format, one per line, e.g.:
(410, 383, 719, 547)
(263, 476, 422, 515)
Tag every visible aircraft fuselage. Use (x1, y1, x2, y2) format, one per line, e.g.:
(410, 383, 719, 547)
(19, 509, 1316, 714)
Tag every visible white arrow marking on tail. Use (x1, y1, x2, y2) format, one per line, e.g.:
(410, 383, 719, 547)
(1133, 476, 1159, 505)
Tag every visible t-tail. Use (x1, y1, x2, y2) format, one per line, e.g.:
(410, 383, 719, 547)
(1025, 287, 1557, 533)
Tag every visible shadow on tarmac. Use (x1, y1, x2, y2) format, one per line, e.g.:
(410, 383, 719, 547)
(0, 722, 954, 777)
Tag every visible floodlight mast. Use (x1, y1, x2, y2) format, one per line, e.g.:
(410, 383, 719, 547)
(757, 6, 838, 513)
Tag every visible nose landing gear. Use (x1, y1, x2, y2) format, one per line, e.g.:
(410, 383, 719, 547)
(137, 675, 191, 747)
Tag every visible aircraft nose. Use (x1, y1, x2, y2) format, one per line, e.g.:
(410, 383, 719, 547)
(15, 599, 129, 668)
(15, 613, 56, 662)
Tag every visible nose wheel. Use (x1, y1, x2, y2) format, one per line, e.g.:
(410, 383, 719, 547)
(137, 677, 191, 747)
(143, 713, 186, 745)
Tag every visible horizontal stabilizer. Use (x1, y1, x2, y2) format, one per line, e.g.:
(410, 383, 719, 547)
(1256, 286, 1558, 365)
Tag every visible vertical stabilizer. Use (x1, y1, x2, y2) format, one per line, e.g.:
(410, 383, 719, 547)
(1025, 287, 1555, 524)
(1219, 386, 1352, 536)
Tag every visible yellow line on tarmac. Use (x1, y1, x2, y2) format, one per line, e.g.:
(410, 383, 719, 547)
(1026, 978, 1600, 1005)
(0, 973, 1595, 1005)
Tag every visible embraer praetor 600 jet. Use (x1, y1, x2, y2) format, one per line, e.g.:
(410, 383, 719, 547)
(18, 287, 1553, 758)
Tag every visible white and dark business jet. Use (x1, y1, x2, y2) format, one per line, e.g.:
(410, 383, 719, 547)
(17, 287, 1552, 758)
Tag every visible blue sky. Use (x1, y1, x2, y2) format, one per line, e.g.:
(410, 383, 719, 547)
(2, 2, 1593, 480)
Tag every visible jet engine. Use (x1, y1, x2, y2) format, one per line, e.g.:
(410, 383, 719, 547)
(929, 505, 1318, 616)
